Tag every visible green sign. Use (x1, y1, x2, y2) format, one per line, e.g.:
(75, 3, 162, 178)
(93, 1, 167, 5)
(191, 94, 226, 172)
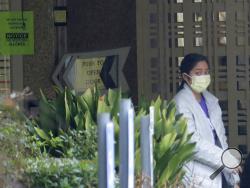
(0, 11, 34, 55)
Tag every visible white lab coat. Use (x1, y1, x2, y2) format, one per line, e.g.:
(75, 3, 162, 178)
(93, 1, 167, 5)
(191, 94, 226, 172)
(174, 84, 240, 188)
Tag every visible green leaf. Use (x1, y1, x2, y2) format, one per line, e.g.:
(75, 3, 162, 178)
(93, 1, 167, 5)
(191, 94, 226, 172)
(107, 89, 116, 106)
(158, 132, 177, 158)
(93, 85, 100, 103)
(176, 143, 196, 163)
(154, 149, 172, 180)
(134, 109, 146, 132)
(138, 95, 150, 111)
(135, 148, 141, 174)
(40, 89, 48, 104)
(64, 90, 71, 129)
(112, 116, 119, 137)
(175, 113, 183, 122)
(97, 97, 110, 113)
(34, 127, 49, 141)
(152, 96, 162, 122)
(52, 85, 63, 95)
(108, 89, 121, 118)
(166, 100, 176, 120)
(84, 111, 93, 131)
(156, 155, 180, 187)
(38, 99, 58, 133)
(154, 119, 163, 140)
(175, 118, 187, 134)
(135, 131, 140, 150)
(65, 88, 77, 116)
(168, 143, 196, 182)
(74, 113, 84, 130)
(82, 88, 95, 115)
(53, 92, 66, 118)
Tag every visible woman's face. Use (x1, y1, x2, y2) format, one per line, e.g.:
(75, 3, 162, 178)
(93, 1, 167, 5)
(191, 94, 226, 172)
(182, 60, 209, 85)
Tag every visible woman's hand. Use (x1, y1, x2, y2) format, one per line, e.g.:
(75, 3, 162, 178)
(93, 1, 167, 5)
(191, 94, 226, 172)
(233, 166, 243, 174)
(234, 184, 240, 188)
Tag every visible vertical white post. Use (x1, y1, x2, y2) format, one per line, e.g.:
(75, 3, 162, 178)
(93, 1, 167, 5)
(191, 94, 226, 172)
(140, 106, 154, 188)
(119, 99, 131, 188)
(128, 108, 135, 188)
(140, 115, 150, 188)
(98, 113, 111, 188)
(106, 122, 115, 188)
(149, 106, 154, 187)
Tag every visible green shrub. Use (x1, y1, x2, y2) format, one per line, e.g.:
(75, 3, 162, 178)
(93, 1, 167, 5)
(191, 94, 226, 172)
(37, 87, 100, 135)
(24, 158, 97, 188)
(31, 87, 121, 159)
(0, 109, 98, 188)
(0, 109, 32, 187)
(31, 87, 105, 157)
(26, 125, 97, 160)
(59, 128, 97, 159)
(32, 88, 195, 187)
(134, 97, 196, 188)
(0, 87, 195, 188)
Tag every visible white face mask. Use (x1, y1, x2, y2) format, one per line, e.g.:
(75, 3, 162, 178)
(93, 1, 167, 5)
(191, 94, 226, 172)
(185, 74, 211, 93)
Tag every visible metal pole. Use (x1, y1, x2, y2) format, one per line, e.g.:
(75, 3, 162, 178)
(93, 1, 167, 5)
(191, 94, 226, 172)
(106, 122, 115, 188)
(119, 99, 133, 188)
(98, 113, 111, 188)
(128, 108, 135, 188)
(149, 106, 154, 187)
(140, 115, 151, 188)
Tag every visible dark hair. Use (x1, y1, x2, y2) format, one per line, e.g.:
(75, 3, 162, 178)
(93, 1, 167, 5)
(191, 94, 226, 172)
(178, 53, 209, 91)
(241, 153, 250, 188)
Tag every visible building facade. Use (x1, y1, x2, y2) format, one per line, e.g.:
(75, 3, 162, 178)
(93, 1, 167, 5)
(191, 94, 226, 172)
(137, 0, 250, 157)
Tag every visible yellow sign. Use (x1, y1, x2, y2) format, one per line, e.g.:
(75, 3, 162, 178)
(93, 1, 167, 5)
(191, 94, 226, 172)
(73, 57, 106, 93)
(0, 11, 34, 55)
(54, 10, 67, 24)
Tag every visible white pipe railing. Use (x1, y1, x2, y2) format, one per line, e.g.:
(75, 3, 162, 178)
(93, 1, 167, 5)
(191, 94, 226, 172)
(97, 99, 154, 188)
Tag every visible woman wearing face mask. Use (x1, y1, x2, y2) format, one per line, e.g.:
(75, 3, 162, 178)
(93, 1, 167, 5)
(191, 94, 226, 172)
(174, 53, 241, 188)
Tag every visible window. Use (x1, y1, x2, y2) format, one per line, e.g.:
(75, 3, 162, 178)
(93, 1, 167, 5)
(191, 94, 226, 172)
(177, 38, 184, 47)
(0, 56, 11, 94)
(219, 11, 226, 22)
(176, 12, 184, 22)
(0, 0, 11, 95)
(195, 37, 203, 46)
(176, 0, 183, 3)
